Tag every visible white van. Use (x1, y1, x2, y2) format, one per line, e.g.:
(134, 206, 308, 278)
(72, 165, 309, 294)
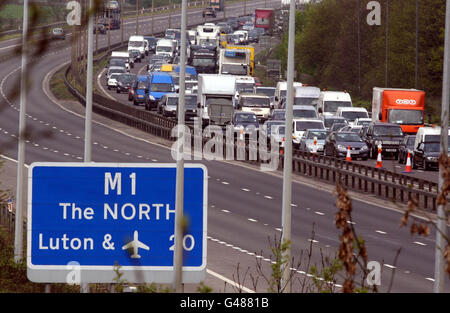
(128, 35, 146, 58)
(292, 105, 318, 119)
(294, 86, 321, 108)
(274, 81, 302, 109)
(292, 118, 325, 147)
(336, 107, 369, 125)
(156, 38, 177, 61)
(233, 30, 248, 44)
(111, 51, 132, 70)
(414, 126, 450, 150)
(317, 91, 352, 117)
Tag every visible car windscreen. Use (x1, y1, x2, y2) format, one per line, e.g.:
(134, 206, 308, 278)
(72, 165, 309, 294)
(296, 121, 324, 131)
(241, 97, 270, 108)
(108, 68, 125, 75)
(166, 97, 178, 106)
(235, 113, 257, 123)
(266, 121, 284, 135)
(324, 101, 352, 113)
(118, 74, 136, 83)
(185, 95, 197, 106)
(341, 111, 369, 121)
(222, 64, 247, 75)
(156, 46, 172, 52)
(236, 83, 254, 93)
(193, 58, 215, 66)
(407, 136, 416, 146)
(150, 83, 173, 92)
(388, 109, 424, 125)
(424, 142, 441, 152)
(294, 97, 319, 106)
(373, 126, 403, 137)
(307, 131, 327, 140)
(271, 111, 285, 120)
(293, 109, 317, 119)
(110, 59, 126, 67)
(256, 88, 275, 96)
(137, 80, 147, 89)
(336, 133, 363, 142)
(324, 118, 346, 128)
(129, 41, 143, 47)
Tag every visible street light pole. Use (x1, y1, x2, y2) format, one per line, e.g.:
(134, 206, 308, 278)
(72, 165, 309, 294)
(280, 0, 296, 293)
(173, 0, 188, 293)
(434, 0, 450, 294)
(14, 0, 29, 264)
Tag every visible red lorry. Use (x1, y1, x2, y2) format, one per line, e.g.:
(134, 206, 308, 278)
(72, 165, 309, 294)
(254, 8, 275, 35)
(372, 87, 425, 135)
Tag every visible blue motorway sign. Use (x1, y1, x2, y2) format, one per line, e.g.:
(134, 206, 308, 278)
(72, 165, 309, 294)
(27, 163, 207, 284)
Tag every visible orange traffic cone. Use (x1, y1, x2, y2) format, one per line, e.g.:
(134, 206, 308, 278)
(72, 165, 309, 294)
(346, 145, 352, 162)
(376, 145, 383, 168)
(403, 152, 413, 173)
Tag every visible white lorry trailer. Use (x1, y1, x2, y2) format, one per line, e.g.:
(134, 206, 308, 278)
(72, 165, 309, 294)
(197, 74, 236, 127)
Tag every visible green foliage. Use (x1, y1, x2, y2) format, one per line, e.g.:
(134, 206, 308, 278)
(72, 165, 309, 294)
(277, 0, 446, 117)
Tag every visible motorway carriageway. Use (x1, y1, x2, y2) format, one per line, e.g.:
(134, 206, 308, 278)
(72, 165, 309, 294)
(0, 1, 448, 292)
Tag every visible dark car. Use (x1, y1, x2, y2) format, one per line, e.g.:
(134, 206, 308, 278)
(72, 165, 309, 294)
(247, 29, 259, 43)
(116, 73, 137, 94)
(129, 49, 142, 63)
(93, 24, 106, 34)
(217, 22, 233, 34)
(51, 28, 65, 40)
(324, 131, 369, 160)
(144, 36, 157, 53)
(180, 94, 198, 122)
(363, 122, 404, 160)
(226, 17, 239, 30)
(232, 112, 259, 140)
(398, 135, 416, 164)
(202, 7, 216, 18)
(412, 142, 442, 171)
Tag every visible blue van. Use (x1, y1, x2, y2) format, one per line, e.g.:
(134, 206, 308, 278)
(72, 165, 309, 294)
(132, 75, 150, 106)
(145, 72, 175, 111)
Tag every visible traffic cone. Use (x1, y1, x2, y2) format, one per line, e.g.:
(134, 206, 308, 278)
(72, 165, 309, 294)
(346, 145, 352, 162)
(403, 152, 413, 173)
(376, 145, 383, 168)
(312, 137, 318, 154)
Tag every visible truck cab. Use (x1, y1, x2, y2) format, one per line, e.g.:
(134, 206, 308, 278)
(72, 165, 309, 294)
(237, 93, 271, 122)
(219, 49, 251, 76)
(128, 35, 146, 58)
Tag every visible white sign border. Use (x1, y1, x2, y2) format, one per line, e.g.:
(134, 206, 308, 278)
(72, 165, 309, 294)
(27, 162, 208, 284)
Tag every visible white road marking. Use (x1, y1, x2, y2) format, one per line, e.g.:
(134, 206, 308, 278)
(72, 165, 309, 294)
(314, 211, 325, 216)
(290, 203, 297, 207)
(221, 209, 230, 213)
(264, 195, 273, 199)
(375, 230, 387, 235)
(383, 264, 396, 269)
(425, 277, 435, 282)
(221, 181, 229, 185)
(308, 239, 319, 243)
(241, 188, 250, 192)
(248, 218, 257, 223)
(413, 241, 427, 246)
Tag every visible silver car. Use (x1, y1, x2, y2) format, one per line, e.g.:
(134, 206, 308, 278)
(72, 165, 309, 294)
(299, 129, 328, 153)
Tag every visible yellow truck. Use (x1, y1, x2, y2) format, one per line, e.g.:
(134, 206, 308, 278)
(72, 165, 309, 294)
(224, 45, 255, 76)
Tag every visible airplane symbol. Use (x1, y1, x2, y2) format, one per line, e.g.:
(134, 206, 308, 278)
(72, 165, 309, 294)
(121, 230, 150, 259)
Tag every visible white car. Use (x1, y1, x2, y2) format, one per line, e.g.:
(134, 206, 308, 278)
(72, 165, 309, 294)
(107, 73, 121, 90)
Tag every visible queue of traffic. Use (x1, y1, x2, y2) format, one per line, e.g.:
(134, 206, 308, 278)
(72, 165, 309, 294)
(103, 8, 449, 172)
